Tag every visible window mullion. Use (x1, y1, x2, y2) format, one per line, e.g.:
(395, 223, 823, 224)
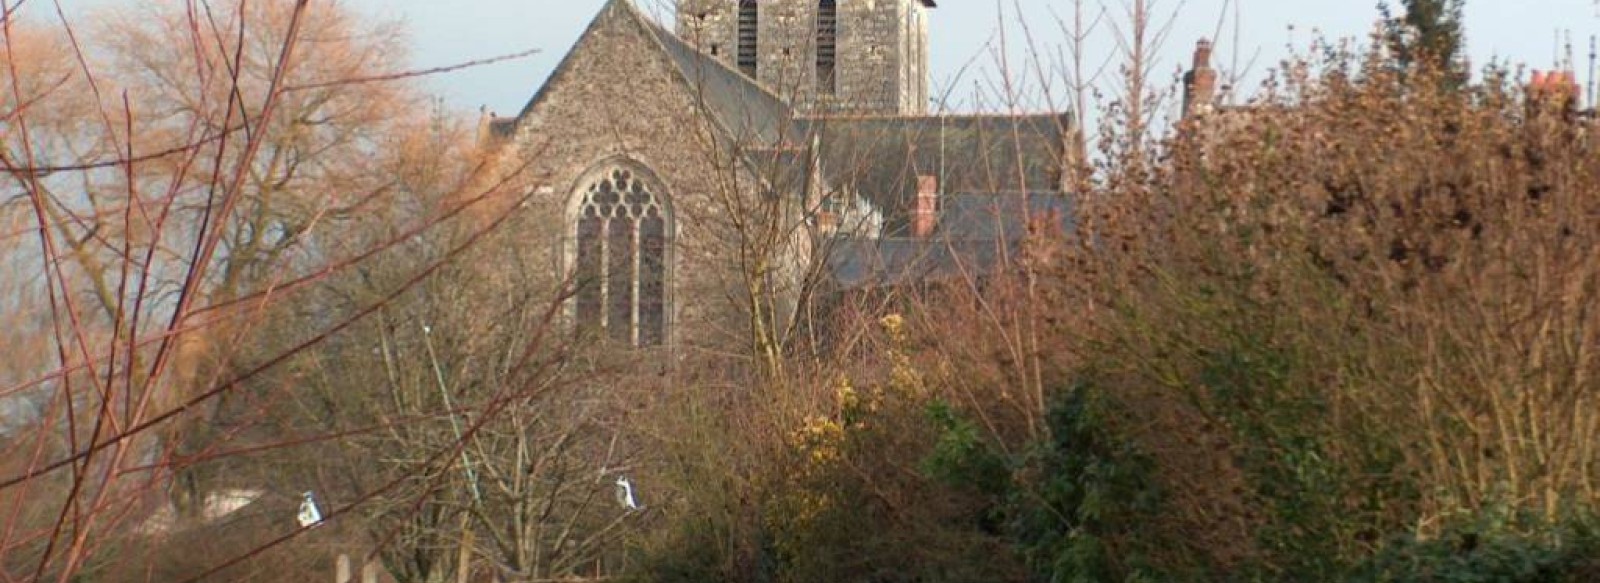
(631, 214, 643, 347)
(599, 210, 610, 330)
(575, 169, 669, 347)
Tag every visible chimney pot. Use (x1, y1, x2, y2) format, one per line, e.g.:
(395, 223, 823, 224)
(1194, 38, 1214, 68)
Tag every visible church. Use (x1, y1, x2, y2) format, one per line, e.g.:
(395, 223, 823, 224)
(481, 0, 1078, 353)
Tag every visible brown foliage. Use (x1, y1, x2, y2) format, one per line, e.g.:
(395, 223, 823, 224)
(1061, 50, 1600, 574)
(0, 0, 518, 579)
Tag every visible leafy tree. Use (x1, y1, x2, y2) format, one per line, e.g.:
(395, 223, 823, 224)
(1379, 0, 1469, 86)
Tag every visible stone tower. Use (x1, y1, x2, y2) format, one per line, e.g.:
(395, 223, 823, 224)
(675, 0, 934, 115)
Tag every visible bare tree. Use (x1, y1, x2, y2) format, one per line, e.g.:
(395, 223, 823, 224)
(0, 1, 553, 579)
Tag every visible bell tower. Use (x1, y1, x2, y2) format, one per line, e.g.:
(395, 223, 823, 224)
(676, 0, 935, 115)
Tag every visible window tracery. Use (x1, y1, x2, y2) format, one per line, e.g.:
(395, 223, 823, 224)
(574, 167, 669, 347)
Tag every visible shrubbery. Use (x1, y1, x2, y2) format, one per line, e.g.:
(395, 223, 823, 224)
(1352, 511, 1600, 583)
(632, 41, 1600, 583)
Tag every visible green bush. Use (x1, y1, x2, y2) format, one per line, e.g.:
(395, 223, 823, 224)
(922, 400, 1011, 502)
(1352, 513, 1600, 583)
(1002, 386, 1174, 583)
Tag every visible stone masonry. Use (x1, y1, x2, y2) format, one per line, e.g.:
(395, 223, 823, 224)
(498, 1, 779, 353)
(484, 0, 1074, 352)
(675, 0, 933, 115)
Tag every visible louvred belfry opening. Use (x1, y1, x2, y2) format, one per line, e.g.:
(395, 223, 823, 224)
(738, 0, 759, 77)
(574, 168, 670, 347)
(816, 0, 837, 95)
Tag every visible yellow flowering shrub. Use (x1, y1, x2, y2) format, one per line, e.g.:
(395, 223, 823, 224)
(765, 314, 941, 573)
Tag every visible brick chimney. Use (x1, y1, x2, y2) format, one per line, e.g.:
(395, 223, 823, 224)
(912, 175, 939, 238)
(1183, 39, 1218, 118)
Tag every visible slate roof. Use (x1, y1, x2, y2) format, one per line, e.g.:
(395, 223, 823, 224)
(939, 191, 1074, 240)
(643, 18, 798, 145)
(802, 114, 1072, 226)
(505, 0, 1072, 206)
(825, 192, 1072, 289)
(505, 0, 1077, 290)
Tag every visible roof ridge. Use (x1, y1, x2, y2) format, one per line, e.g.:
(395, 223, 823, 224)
(506, 0, 797, 146)
(634, 10, 793, 108)
(799, 112, 1072, 121)
(509, 0, 632, 120)
(630, 2, 804, 146)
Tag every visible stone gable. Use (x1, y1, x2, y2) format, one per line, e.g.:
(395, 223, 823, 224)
(502, 0, 791, 355)
(484, 0, 1076, 357)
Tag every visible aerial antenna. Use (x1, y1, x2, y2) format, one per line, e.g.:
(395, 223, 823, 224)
(1229, 0, 1242, 104)
(1565, 30, 1576, 71)
(1556, 28, 1563, 69)
(1589, 35, 1597, 108)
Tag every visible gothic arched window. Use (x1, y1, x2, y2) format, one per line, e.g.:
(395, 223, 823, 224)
(816, 0, 837, 95)
(738, 0, 759, 77)
(573, 167, 670, 347)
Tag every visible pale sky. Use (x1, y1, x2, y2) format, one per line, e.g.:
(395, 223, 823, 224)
(346, 0, 1600, 116)
(43, 1, 1600, 118)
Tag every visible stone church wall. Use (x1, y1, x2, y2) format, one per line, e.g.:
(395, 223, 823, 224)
(675, 0, 739, 64)
(508, 3, 772, 355)
(675, 0, 931, 115)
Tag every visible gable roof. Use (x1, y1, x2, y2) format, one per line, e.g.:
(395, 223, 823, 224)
(499, 0, 1078, 292)
(506, 1, 1071, 199)
(824, 192, 1071, 289)
(508, 0, 794, 147)
(826, 238, 1005, 289)
(641, 17, 798, 145)
(511, 0, 630, 121)
(939, 191, 1073, 241)
(802, 114, 1073, 225)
